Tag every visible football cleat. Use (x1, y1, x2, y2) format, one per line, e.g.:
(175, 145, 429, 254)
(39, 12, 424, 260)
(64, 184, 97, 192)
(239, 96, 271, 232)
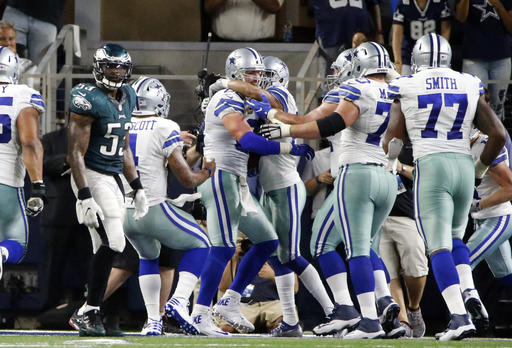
(103, 315, 124, 336)
(343, 317, 386, 339)
(193, 312, 230, 337)
(385, 317, 407, 338)
(313, 303, 361, 336)
(270, 321, 303, 337)
(212, 296, 254, 333)
(79, 309, 106, 337)
(164, 297, 198, 335)
(68, 309, 83, 331)
(407, 307, 426, 338)
(462, 289, 489, 334)
(141, 318, 162, 336)
(377, 296, 401, 334)
(435, 313, 476, 341)
(400, 321, 413, 338)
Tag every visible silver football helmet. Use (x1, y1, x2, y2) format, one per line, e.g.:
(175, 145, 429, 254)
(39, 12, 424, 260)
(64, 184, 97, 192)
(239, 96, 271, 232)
(262, 56, 289, 89)
(351, 42, 390, 78)
(93, 43, 132, 90)
(131, 76, 170, 117)
(327, 49, 354, 88)
(0, 46, 18, 84)
(225, 47, 265, 86)
(411, 33, 452, 73)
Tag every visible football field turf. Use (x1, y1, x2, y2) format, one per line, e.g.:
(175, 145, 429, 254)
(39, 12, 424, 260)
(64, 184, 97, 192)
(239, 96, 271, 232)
(0, 332, 511, 348)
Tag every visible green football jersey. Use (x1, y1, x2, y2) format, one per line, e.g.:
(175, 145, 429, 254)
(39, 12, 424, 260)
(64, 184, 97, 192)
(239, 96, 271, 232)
(69, 82, 136, 174)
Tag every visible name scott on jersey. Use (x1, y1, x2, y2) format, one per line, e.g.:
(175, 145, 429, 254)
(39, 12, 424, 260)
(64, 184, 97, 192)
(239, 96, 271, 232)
(132, 119, 157, 131)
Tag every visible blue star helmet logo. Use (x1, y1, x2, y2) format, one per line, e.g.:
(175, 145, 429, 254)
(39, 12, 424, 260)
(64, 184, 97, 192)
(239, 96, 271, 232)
(229, 57, 236, 64)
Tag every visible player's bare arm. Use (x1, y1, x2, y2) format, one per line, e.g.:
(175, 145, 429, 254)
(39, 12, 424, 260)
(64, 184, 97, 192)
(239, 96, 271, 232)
(226, 79, 283, 109)
(392, 24, 404, 74)
(286, 99, 359, 139)
(168, 146, 214, 189)
(223, 112, 254, 141)
(66, 111, 94, 190)
(272, 101, 338, 125)
(473, 96, 507, 166)
(122, 133, 139, 183)
(17, 106, 43, 182)
(455, 0, 470, 21)
(480, 161, 512, 209)
(383, 100, 407, 154)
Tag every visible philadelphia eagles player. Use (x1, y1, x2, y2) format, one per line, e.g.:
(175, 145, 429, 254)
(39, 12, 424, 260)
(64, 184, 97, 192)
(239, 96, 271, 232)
(67, 43, 148, 337)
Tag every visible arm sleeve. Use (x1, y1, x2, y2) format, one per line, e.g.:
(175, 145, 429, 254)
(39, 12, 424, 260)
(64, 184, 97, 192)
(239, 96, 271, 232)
(238, 131, 281, 155)
(387, 79, 403, 100)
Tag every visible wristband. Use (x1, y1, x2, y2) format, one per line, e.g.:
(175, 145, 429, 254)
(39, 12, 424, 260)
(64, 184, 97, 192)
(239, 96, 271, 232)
(267, 108, 279, 122)
(280, 124, 291, 137)
(130, 177, 143, 190)
(279, 143, 292, 154)
(222, 79, 229, 89)
(78, 187, 93, 200)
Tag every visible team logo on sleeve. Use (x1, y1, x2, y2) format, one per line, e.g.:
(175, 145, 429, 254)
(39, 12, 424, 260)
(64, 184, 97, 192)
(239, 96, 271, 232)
(72, 95, 92, 111)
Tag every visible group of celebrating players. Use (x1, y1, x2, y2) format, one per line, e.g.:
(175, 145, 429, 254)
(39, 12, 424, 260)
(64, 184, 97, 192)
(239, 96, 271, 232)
(0, 30, 508, 341)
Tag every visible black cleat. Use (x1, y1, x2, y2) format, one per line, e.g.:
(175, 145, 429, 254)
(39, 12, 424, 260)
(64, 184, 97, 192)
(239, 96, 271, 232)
(68, 309, 83, 331)
(103, 315, 124, 337)
(79, 309, 106, 337)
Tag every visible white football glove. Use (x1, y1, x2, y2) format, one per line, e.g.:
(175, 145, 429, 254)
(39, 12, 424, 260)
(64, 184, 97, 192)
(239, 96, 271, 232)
(133, 189, 148, 220)
(76, 197, 104, 228)
(258, 123, 291, 140)
(208, 78, 229, 97)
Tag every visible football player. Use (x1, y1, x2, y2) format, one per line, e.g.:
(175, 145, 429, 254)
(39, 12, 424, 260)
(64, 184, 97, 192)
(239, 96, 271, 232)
(66, 43, 148, 336)
(190, 47, 314, 336)
(249, 42, 401, 339)
(384, 33, 506, 340)
(249, 48, 405, 338)
(0, 47, 46, 280)
(121, 76, 214, 335)
(211, 55, 350, 337)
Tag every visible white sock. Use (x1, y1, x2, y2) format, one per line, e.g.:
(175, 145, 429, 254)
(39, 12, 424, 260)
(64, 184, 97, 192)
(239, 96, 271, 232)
(374, 270, 391, 299)
(79, 304, 100, 315)
(441, 284, 467, 315)
(139, 274, 161, 320)
(192, 303, 210, 317)
(299, 264, 334, 315)
(172, 271, 198, 300)
(326, 273, 353, 306)
(275, 273, 299, 325)
(357, 292, 378, 319)
(456, 264, 475, 293)
(0, 246, 8, 263)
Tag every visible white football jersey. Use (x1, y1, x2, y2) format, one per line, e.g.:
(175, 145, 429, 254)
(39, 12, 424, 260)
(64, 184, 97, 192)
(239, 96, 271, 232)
(124, 116, 183, 206)
(336, 78, 392, 166)
(471, 134, 512, 219)
(322, 87, 345, 177)
(258, 86, 301, 192)
(0, 84, 45, 187)
(388, 68, 484, 161)
(204, 88, 257, 177)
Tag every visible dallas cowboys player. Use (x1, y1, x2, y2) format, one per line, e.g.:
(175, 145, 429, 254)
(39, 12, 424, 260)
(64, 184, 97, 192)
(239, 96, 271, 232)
(384, 33, 506, 340)
(250, 46, 404, 339)
(121, 76, 214, 335)
(67, 43, 148, 337)
(190, 47, 314, 336)
(0, 46, 46, 280)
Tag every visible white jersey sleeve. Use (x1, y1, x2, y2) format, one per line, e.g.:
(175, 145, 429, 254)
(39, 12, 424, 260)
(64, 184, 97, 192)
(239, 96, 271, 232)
(258, 86, 301, 192)
(204, 89, 250, 177)
(0, 84, 45, 187)
(388, 68, 483, 161)
(338, 78, 391, 166)
(471, 134, 512, 219)
(127, 116, 182, 206)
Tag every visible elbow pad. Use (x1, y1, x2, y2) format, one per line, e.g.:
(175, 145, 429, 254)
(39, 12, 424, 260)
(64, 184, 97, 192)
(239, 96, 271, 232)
(316, 112, 346, 137)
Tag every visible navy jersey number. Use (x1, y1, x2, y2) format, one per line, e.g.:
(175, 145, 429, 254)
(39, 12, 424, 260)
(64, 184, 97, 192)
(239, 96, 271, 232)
(419, 93, 468, 140)
(366, 101, 392, 146)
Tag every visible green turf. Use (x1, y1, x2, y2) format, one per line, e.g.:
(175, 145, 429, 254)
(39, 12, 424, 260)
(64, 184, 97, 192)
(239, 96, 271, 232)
(0, 335, 510, 348)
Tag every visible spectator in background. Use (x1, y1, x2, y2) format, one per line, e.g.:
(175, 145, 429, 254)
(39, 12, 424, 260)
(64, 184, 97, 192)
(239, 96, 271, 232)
(204, 0, 284, 41)
(40, 117, 91, 311)
(0, 20, 37, 88)
(352, 32, 368, 48)
(2, 0, 67, 65)
(456, 0, 512, 120)
(311, 0, 384, 87)
(392, 0, 451, 75)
